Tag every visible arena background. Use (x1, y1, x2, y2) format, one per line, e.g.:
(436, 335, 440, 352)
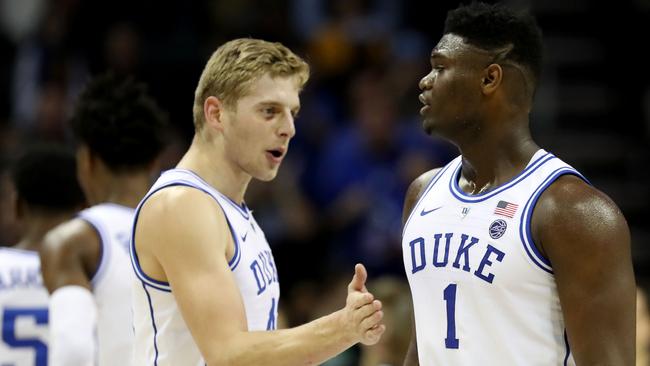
(0, 1, 649, 364)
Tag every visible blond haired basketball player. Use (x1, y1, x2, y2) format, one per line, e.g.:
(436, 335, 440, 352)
(130, 38, 385, 365)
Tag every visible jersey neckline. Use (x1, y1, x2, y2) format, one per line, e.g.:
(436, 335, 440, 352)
(449, 149, 555, 203)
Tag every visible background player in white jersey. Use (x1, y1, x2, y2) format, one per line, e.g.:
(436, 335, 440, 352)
(131, 38, 385, 365)
(39, 74, 168, 366)
(402, 2, 635, 365)
(0, 144, 85, 366)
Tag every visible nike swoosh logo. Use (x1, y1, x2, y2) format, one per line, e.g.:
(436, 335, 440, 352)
(420, 206, 443, 216)
(241, 232, 248, 242)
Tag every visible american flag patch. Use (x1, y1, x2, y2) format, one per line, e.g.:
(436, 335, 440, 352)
(494, 200, 519, 218)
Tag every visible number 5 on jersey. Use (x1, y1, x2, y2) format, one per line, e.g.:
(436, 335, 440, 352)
(2, 307, 48, 366)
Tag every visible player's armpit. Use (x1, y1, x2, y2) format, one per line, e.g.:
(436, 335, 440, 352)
(532, 174, 635, 366)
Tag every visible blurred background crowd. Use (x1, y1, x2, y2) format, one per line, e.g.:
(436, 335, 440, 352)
(0, 0, 649, 364)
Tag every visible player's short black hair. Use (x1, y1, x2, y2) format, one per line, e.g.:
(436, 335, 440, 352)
(70, 73, 168, 172)
(444, 2, 543, 84)
(11, 143, 85, 211)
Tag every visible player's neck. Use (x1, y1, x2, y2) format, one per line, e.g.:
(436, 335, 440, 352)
(457, 125, 539, 192)
(177, 135, 250, 204)
(15, 214, 73, 251)
(95, 172, 154, 208)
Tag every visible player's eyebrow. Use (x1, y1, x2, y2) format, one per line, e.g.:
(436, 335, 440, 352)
(430, 50, 447, 60)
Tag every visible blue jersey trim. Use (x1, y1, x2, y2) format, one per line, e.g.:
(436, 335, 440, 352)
(130, 188, 172, 291)
(563, 329, 571, 366)
(449, 152, 555, 203)
(519, 167, 588, 274)
(402, 162, 455, 236)
(225, 215, 242, 270)
(142, 282, 159, 366)
(130, 182, 243, 290)
(174, 169, 251, 220)
(78, 217, 109, 287)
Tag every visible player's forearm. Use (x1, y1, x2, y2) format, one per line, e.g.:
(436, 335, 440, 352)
(206, 310, 356, 366)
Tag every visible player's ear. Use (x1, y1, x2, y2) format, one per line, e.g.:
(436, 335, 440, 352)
(204, 96, 226, 132)
(481, 63, 503, 95)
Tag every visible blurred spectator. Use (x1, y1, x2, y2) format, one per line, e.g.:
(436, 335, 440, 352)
(10, 0, 88, 140)
(0, 161, 19, 245)
(359, 276, 413, 366)
(307, 69, 453, 274)
(0, 0, 46, 44)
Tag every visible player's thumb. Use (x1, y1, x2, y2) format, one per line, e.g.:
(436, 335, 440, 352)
(348, 263, 368, 293)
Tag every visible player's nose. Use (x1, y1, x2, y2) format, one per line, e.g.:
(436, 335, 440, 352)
(419, 73, 433, 90)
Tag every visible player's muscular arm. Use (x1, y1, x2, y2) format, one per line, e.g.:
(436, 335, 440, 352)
(532, 175, 635, 366)
(40, 219, 101, 366)
(137, 188, 385, 366)
(40, 219, 100, 291)
(402, 168, 440, 366)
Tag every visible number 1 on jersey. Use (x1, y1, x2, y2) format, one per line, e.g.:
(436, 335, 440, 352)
(443, 284, 459, 349)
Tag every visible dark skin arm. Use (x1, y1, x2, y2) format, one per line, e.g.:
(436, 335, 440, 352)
(40, 218, 101, 293)
(402, 168, 441, 366)
(532, 174, 635, 365)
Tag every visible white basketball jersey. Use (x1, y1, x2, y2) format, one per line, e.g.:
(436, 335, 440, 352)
(403, 150, 585, 366)
(78, 203, 134, 366)
(130, 169, 280, 365)
(0, 248, 49, 366)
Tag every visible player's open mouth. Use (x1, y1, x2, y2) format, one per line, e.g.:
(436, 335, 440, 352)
(266, 148, 286, 163)
(267, 149, 284, 158)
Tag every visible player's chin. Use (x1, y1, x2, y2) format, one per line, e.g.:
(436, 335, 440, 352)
(255, 168, 280, 182)
(422, 118, 437, 135)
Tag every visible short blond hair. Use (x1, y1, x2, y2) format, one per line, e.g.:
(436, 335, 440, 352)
(192, 38, 310, 130)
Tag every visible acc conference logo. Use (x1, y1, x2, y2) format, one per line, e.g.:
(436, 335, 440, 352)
(489, 219, 507, 239)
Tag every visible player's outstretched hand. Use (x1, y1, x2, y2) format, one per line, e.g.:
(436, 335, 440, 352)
(342, 263, 386, 346)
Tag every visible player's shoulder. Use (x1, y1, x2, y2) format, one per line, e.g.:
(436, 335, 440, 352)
(405, 168, 443, 203)
(138, 185, 228, 234)
(538, 174, 623, 222)
(142, 185, 222, 216)
(42, 217, 100, 258)
(533, 174, 628, 249)
(403, 168, 443, 222)
(135, 182, 234, 261)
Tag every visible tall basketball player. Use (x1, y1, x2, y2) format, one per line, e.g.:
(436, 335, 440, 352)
(402, 3, 635, 365)
(40, 74, 168, 366)
(131, 38, 385, 365)
(0, 144, 85, 366)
